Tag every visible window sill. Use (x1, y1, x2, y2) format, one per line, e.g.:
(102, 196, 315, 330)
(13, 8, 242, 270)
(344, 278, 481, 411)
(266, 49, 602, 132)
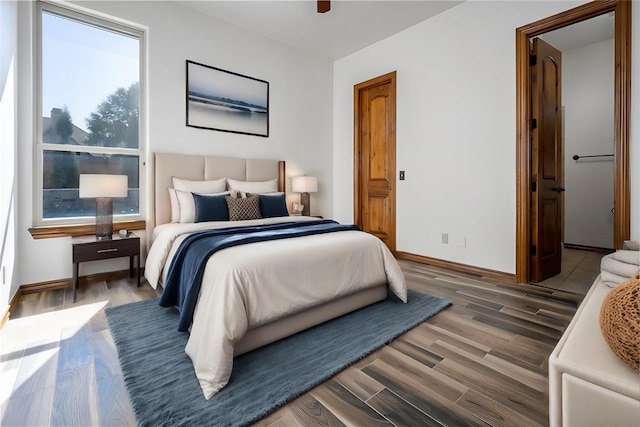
(28, 220, 146, 239)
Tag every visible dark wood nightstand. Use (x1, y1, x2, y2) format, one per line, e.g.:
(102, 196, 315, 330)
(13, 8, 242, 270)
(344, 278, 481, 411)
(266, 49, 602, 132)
(72, 233, 140, 302)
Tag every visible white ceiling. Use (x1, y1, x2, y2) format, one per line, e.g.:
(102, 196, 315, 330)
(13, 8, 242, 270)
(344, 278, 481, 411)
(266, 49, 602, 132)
(539, 11, 614, 52)
(177, 0, 463, 60)
(177, 1, 614, 60)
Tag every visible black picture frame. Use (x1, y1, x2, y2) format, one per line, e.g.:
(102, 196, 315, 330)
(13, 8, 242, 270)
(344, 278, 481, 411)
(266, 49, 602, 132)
(186, 60, 269, 137)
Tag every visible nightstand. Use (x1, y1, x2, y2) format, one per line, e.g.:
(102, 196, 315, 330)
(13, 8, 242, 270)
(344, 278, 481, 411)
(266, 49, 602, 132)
(72, 233, 140, 302)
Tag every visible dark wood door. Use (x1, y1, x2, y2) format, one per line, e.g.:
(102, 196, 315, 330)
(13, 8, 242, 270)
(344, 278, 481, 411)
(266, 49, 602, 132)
(531, 38, 563, 282)
(354, 72, 396, 252)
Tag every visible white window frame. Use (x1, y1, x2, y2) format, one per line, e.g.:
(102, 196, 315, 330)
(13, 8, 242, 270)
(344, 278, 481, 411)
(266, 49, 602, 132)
(34, 0, 146, 226)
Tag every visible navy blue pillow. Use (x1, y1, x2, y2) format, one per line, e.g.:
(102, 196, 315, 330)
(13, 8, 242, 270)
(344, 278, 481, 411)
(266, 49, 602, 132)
(193, 193, 229, 222)
(259, 194, 289, 218)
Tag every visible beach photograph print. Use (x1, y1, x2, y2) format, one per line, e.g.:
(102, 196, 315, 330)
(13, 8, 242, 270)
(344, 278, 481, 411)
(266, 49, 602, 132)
(186, 60, 269, 137)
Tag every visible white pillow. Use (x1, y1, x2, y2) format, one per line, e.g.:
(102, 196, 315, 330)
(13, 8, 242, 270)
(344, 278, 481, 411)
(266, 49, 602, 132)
(172, 177, 226, 193)
(176, 189, 230, 223)
(168, 188, 179, 223)
(239, 191, 285, 198)
(227, 178, 278, 194)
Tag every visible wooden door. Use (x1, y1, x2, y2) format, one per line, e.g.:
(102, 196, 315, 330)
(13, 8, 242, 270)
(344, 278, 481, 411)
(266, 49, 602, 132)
(354, 72, 396, 252)
(530, 38, 563, 282)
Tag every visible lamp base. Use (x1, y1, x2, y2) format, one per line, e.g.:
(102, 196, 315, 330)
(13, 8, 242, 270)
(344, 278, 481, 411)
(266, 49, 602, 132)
(95, 197, 114, 239)
(300, 192, 311, 216)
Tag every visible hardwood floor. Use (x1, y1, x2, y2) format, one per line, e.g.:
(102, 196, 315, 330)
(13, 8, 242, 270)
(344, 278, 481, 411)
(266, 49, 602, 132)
(1, 255, 600, 426)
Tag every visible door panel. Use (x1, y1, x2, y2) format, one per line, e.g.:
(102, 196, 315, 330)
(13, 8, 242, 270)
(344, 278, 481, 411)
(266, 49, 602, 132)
(541, 198, 559, 256)
(366, 195, 389, 239)
(354, 72, 396, 252)
(369, 96, 388, 180)
(542, 59, 559, 181)
(531, 38, 562, 282)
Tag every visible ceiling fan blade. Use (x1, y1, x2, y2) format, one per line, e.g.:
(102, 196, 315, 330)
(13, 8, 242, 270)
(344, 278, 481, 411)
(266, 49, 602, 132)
(317, 0, 330, 14)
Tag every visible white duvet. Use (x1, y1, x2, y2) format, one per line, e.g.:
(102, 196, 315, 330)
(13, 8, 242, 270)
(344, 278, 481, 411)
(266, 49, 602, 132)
(145, 216, 407, 399)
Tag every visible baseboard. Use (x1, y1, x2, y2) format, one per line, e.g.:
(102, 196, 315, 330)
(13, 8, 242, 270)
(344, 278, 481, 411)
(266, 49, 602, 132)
(20, 268, 145, 295)
(395, 251, 516, 283)
(1, 289, 23, 330)
(564, 243, 614, 254)
(0, 304, 11, 329)
(20, 278, 71, 294)
(2, 268, 146, 326)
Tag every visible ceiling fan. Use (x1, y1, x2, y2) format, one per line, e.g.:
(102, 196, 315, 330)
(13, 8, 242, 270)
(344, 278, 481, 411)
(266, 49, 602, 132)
(317, 0, 330, 14)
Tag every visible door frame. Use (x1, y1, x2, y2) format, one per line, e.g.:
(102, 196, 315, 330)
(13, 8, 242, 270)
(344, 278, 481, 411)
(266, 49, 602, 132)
(353, 71, 397, 251)
(515, 0, 631, 283)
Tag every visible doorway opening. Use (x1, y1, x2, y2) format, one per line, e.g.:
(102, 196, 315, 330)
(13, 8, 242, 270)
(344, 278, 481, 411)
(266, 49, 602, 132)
(515, 0, 631, 284)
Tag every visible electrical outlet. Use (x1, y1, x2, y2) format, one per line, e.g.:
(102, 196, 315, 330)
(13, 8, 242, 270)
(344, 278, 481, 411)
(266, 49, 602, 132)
(399, 171, 405, 180)
(458, 237, 467, 247)
(441, 233, 448, 244)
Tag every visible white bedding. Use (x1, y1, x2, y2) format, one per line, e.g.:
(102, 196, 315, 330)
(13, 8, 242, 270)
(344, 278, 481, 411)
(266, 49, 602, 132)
(145, 216, 407, 399)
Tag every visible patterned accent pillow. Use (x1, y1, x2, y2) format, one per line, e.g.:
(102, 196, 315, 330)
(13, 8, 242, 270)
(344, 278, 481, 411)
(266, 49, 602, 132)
(226, 194, 262, 221)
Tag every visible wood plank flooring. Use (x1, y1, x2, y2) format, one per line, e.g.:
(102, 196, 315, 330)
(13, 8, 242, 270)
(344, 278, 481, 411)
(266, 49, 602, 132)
(1, 253, 600, 426)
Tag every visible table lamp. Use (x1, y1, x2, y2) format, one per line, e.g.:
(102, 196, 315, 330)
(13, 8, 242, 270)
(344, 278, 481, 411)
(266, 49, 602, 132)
(292, 176, 318, 216)
(79, 174, 128, 239)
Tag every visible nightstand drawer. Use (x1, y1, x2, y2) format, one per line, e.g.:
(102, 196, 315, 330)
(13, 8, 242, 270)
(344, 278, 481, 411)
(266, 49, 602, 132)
(71, 233, 141, 303)
(73, 238, 139, 262)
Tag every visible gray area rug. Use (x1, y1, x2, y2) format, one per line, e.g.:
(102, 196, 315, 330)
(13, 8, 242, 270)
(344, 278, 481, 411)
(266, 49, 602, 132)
(105, 290, 451, 426)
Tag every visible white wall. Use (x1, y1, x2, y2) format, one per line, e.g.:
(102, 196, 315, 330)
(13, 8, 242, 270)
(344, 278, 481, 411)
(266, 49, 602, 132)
(1, 0, 18, 305)
(333, 0, 636, 274)
(16, 1, 333, 286)
(563, 39, 614, 249)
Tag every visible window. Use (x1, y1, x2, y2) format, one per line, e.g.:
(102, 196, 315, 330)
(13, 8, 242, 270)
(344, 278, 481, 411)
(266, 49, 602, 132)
(36, 2, 144, 224)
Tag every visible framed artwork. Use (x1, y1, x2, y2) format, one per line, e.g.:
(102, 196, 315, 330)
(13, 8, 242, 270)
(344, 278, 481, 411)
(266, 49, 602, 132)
(186, 60, 269, 137)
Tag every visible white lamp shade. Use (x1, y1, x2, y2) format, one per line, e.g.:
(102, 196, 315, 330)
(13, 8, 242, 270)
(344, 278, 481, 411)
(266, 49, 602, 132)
(292, 176, 318, 193)
(79, 174, 128, 198)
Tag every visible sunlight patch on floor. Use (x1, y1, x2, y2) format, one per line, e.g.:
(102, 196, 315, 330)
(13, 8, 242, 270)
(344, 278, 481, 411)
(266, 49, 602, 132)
(0, 301, 108, 405)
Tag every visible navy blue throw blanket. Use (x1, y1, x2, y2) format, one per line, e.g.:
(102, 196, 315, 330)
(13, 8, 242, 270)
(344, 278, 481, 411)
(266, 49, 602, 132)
(159, 220, 360, 331)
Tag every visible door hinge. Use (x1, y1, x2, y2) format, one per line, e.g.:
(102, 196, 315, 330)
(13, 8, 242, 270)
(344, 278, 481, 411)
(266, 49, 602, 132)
(531, 245, 537, 256)
(531, 118, 537, 130)
(531, 181, 537, 192)
(530, 54, 537, 66)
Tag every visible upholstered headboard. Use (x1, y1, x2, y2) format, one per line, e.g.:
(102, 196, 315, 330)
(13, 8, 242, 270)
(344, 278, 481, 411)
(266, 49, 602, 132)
(153, 153, 285, 228)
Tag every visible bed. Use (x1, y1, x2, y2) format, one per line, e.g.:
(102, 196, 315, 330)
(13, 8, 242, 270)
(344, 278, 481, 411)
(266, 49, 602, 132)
(145, 152, 407, 399)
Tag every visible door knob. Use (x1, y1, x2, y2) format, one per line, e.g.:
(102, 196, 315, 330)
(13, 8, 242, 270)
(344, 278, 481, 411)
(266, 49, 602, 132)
(388, 186, 392, 190)
(550, 187, 566, 193)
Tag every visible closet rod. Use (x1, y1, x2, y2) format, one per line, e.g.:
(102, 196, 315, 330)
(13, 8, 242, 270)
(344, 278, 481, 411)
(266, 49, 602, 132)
(572, 154, 614, 161)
